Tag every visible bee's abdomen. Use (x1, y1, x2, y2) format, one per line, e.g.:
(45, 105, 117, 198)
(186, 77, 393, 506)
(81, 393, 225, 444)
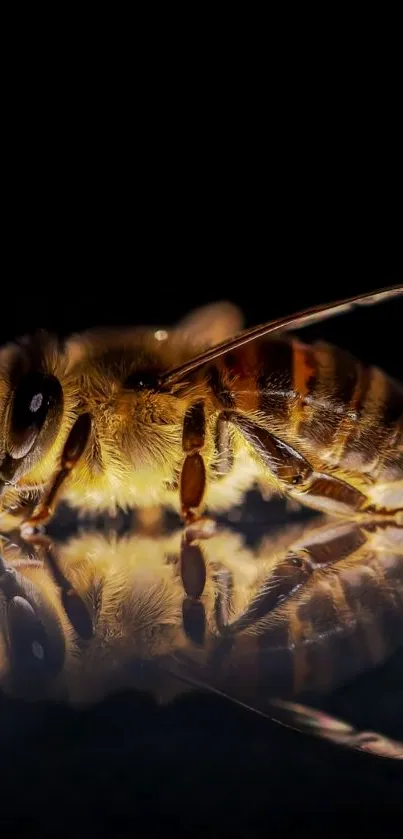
(282, 533, 403, 695)
(213, 338, 403, 484)
(210, 522, 403, 699)
(291, 341, 403, 482)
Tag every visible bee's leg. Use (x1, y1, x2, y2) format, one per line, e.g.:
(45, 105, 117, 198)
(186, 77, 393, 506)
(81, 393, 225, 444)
(21, 413, 92, 533)
(23, 531, 94, 640)
(212, 564, 234, 632)
(179, 400, 216, 645)
(225, 412, 368, 517)
(211, 416, 234, 477)
(180, 540, 207, 645)
(181, 555, 235, 643)
(180, 400, 216, 540)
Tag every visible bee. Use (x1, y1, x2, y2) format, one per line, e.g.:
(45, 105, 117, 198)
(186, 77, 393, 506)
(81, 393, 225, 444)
(0, 286, 402, 646)
(1, 516, 402, 758)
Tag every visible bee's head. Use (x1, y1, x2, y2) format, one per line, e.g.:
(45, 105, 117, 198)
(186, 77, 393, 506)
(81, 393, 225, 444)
(0, 336, 65, 505)
(0, 553, 66, 699)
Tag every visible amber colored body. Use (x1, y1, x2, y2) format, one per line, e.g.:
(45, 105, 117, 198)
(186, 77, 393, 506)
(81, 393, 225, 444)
(0, 292, 401, 646)
(0, 318, 402, 532)
(198, 335, 403, 515)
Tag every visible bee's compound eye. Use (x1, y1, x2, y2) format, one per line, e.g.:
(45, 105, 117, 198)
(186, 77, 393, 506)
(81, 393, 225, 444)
(9, 372, 63, 459)
(5, 594, 65, 681)
(6, 596, 48, 670)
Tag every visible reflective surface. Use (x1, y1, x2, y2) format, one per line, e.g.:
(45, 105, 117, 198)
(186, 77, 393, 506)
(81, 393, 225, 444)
(1, 494, 402, 760)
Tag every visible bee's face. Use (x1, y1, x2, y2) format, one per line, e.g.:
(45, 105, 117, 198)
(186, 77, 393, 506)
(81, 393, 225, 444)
(0, 547, 68, 700)
(0, 310, 230, 524)
(0, 533, 189, 705)
(0, 338, 67, 518)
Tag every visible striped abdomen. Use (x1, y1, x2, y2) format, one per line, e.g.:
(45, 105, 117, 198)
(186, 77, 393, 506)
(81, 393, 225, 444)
(206, 520, 403, 700)
(209, 337, 403, 501)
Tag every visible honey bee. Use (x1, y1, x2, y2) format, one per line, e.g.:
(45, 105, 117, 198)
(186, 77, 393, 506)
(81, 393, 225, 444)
(0, 285, 402, 649)
(0, 284, 401, 529)
(1, 516, 402, 758)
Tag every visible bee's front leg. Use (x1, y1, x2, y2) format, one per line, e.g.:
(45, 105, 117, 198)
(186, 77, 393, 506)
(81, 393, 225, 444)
(20, 413, 92, 536)
(22, 531, 94, 640)
(180, 400, 216, 541)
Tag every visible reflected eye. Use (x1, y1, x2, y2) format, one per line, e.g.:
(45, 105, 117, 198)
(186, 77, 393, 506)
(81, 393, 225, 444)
(9, 372, 63, 459)
(0, 559, 66, 689)
(6, 596, 48, 672)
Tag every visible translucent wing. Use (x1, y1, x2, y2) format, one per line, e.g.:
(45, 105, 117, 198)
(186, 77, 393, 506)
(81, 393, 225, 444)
(166, 663, 403, 762)
(161, 284, 403, 385)
(268, 699, 403, 760)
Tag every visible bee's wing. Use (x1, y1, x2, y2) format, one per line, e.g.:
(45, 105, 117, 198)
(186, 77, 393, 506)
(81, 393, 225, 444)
(161, 284, 402, 385)
(166, 659, 403, 761)
(173, 301, 244, 351)
(268, 699, 403, 760)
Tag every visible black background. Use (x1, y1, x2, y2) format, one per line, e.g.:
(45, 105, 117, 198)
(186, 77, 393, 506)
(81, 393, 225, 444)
(2, 251, 402, 379)
(2, 83, 402, 834)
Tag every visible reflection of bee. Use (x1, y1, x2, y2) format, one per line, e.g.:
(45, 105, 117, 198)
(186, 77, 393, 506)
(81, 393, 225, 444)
(1, 518, 403, 715)
(0, 287, 402, 647)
